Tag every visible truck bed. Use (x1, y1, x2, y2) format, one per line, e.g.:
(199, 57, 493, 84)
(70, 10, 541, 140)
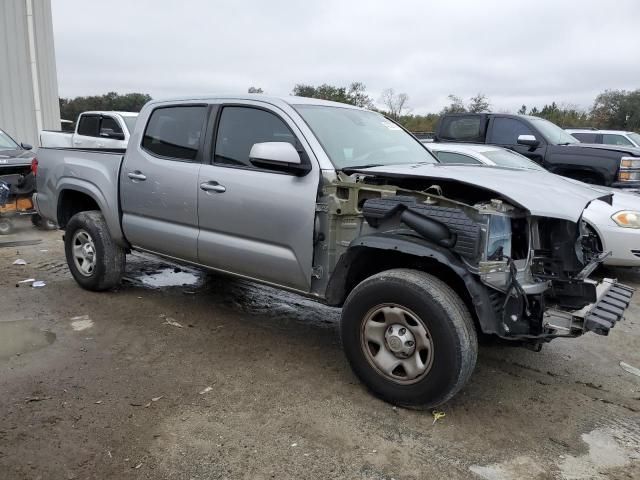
(33, 147, 126, 244)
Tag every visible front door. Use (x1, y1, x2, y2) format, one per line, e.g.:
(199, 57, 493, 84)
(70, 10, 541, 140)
(120, 104, 208, 262)
(197, 103, 319, 291)
(487, 117, 547, 165)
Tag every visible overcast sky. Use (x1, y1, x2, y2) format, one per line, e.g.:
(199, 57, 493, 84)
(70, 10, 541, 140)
(51, 0, 640, 114)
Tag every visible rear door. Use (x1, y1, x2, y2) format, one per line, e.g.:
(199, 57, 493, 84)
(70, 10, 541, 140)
(486, 117, 547, 164)
(120, 104, 208, 262)
(196, 102, 319, 291)
(73, 114, 100, 148)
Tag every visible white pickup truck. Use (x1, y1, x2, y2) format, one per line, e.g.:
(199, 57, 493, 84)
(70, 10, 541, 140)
(40, 111, 138, 149)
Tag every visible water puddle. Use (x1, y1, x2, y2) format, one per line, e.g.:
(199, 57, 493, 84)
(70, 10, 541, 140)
(123, 253, 202, 289)
(0, 321, 56, 360)
(139, 268, 200, 288)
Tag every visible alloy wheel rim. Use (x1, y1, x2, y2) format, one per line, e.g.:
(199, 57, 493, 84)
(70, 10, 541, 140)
(71, 229, 97, 277)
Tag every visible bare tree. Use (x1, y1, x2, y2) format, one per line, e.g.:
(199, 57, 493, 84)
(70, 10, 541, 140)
(380, 88, 410, 119)
(467, 93, 490, 113)
(440, 94, 466, 114)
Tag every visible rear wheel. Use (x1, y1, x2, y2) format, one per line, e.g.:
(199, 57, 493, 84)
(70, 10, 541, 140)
(64, 211, 125, 291)
(0, 218, 14, 235)
(341, 269, 477, 407)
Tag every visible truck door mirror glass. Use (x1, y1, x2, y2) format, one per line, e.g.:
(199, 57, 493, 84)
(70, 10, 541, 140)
(517, 134, 540, 147)
(249, 142, 310, 175)
(20, 142, 33, 150)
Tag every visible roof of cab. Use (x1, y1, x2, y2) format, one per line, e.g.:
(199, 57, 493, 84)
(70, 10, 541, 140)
(145, 94, 365, 110)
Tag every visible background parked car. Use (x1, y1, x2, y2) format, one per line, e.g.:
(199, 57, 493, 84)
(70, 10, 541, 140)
(434, 113, 640, 189)
(426, 142, 640, 267)
(0, 128, 55, 233)
(40, 111, 138, 149)
(566, 128, 640, 148)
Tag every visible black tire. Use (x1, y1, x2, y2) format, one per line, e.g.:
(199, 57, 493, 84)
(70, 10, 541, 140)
(64, 210, 125, 291)
(0, 218, 14, 235)
(31, 214, 58, 230)
(341, 269, 477, 407)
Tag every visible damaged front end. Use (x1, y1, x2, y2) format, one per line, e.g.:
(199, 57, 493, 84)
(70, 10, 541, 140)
(318, 167, 634, 348)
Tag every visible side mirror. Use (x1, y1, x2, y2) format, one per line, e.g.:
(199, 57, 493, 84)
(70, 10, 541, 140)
(517, 134, 540, 147)
(21, 142, 33, 150)
(249, 142, 311, 176)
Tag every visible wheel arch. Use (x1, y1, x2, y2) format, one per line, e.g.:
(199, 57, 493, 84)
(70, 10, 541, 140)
(55, 181, 126, 246)
(325, 233, 501, 335)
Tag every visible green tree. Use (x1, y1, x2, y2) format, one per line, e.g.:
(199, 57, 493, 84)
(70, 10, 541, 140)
(591, 89, 640, 130)
(517, 105, 527, 115)
(248, 86, 264, 94)
(291, 82, 374, 108)
(59, 92, 152, 122)
(468, 93, 490, 113)
(441, 94, 466, 114)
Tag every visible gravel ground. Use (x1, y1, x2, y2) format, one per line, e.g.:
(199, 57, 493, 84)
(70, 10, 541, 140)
(1, 217, 639, 480)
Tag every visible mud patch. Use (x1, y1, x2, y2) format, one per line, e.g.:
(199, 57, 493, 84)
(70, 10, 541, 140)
(0, 321, 55, 360)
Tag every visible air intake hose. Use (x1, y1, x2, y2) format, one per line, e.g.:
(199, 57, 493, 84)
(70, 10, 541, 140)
(400, 209, 456, 248)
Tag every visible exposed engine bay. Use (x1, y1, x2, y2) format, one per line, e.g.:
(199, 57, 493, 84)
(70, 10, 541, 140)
(314, 170, 634, 348)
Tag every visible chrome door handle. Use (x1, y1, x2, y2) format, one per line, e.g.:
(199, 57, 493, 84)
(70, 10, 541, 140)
(200, 181, 226, 193)
(127, 171, 147, 181)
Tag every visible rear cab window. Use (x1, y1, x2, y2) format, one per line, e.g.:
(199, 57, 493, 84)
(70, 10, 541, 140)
(434, 151, 481, 164)
(142, 106, 208, 161)
(77, 115, 100, 137)
(438, 115, 484, 142)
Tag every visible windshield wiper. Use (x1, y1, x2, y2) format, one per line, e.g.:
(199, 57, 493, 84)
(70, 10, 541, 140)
(341, 164, 384, 173)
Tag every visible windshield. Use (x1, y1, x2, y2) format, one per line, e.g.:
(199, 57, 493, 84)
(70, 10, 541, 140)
(122, 115, 138, 134)
(483, 149, 545, 171)
(528, 117, 579, 145)
(628, 132, 640, 146)
(294, 105, 437, 169)
(0, 130, 19, 150)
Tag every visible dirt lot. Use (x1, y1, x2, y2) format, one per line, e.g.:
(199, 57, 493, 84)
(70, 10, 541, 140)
(1, 216, 639, 480)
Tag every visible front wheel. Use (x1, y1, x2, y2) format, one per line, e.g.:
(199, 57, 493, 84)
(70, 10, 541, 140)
(341, 269, 478, 407)
(64, 211, 125, 291)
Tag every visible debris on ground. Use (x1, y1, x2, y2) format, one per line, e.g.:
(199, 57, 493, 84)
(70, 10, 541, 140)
(32, 280, 46, 288)
(432, 410, 446, 425)
(144, 395, 164, 408)
(13, 259, 27, 265)
(161, 315, 183, 328)
(199, 386, 213, 395)
(25, 396, 52, 403)
(70, 315, 93, 331)
(620, 361, 640, 377)
(16, 278, 35, 286)
(133, 463, 142, 469)
(95, 400, 102, 404)
(291, 443, 298, 447)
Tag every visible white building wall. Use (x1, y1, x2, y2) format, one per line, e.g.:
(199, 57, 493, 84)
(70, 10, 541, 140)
(0, 0, 60, 146)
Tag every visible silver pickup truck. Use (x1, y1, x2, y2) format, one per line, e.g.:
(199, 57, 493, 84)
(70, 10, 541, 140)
(34, 95, 634, 407)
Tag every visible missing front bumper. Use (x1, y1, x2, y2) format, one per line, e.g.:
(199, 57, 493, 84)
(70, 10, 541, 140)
(543, 278, 634, 337)
(583, 279, 635, 335)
